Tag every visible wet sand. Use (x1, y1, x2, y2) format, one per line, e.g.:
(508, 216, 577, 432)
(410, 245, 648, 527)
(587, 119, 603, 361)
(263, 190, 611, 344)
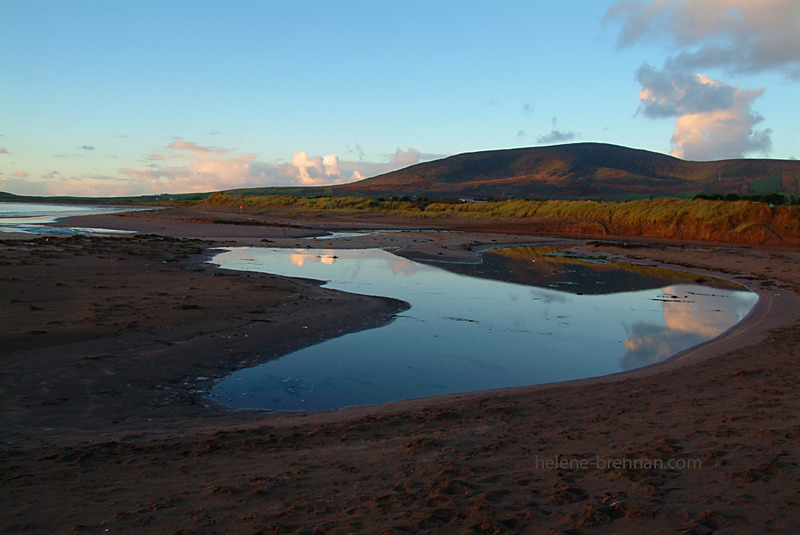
(1, 207, 798, 533)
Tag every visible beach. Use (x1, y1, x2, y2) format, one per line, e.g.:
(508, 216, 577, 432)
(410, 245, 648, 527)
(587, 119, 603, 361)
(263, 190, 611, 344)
(1, 207, 798, 533)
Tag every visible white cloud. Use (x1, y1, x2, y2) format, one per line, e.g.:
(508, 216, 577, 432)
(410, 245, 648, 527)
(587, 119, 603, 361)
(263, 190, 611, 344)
(123, 147, 260, 192)
(636, 66, 771, 159)
(393, 147, 420, 166)
(288, 151, 355, 185)
(607, 0, 800, 79)
(670, 86, 772, 160)
(169, 140, 213, 154)
(607, 0, 796, 159)
(2, 141, 439, 197)
(121, 143, 400, 193)
(635, 65, 736, 117)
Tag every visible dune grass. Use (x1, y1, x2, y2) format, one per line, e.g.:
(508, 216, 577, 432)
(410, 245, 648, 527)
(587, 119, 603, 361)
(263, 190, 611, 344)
(202, 193, 800, 244)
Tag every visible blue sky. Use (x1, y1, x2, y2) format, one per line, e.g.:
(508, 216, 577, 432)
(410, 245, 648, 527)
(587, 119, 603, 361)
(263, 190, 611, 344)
(1, 0, 797, 196)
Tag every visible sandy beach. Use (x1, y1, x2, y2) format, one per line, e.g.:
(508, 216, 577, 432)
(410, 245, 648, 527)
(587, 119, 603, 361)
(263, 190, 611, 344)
(1, 207, 798, 533)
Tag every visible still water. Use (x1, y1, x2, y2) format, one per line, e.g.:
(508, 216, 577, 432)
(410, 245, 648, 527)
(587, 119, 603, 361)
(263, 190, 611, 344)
(0, 202, 148, 235)
(209, 246, 757, 412)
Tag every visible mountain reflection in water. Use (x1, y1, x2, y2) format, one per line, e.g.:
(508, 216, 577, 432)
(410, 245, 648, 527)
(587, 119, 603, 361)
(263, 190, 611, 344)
(429, 245, 744, 295)
(209, 246, 757, 412)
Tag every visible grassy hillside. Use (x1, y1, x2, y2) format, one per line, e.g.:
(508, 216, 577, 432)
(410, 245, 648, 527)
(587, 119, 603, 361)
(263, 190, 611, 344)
(217, 143, 800, 201)
(334, 143, 800, 200)
(5, 143, 797, 204)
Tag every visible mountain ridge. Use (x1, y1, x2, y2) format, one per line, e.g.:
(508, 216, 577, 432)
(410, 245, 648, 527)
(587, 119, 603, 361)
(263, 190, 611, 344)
(324, 142, 800, 200)
(2, 143, 798, 203)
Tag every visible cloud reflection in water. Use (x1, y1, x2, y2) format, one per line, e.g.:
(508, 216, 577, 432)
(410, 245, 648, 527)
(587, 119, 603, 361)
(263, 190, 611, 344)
(621, 285, 756, 370)
(211, 247, 758, 411)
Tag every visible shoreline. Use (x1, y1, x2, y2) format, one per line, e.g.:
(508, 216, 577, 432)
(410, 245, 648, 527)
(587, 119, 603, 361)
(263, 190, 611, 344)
(3, 208, 796, 436)
(207, 236, 782, 413)
(56, 208, 793, 396)
(1, 207, 798, 533)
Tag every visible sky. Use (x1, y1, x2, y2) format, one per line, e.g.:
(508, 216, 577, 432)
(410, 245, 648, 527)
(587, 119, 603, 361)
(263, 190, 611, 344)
(1, 0, 798, 197)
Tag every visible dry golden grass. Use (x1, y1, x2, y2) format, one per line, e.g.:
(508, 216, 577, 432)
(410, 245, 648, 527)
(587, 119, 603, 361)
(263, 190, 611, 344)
(202, 193, 800, 245)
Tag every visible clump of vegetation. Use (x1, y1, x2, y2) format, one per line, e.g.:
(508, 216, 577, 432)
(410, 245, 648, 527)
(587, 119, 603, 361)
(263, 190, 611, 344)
(201, 193, 800, 245)
(203, 192, 435, 217)
(693, 192, 799, 205)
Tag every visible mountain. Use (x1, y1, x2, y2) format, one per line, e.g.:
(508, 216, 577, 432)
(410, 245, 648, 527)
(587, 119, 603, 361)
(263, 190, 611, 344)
(6, 143, 795, 204)
(329, 143, 800, 200)
(229, 143, 800, 201)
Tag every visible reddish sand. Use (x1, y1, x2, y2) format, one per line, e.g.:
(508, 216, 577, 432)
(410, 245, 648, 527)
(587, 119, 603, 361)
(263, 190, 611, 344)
(0, 207, 798, 533)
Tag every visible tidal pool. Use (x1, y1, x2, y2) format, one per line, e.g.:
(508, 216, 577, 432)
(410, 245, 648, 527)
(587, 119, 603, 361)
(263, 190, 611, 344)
(208, 246, 757, 412)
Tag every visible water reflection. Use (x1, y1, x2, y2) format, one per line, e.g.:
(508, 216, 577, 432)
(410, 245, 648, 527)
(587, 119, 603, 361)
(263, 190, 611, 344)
(209, 246, 757, 411)
(620, 285, 746, 370)
(289, 250, 339, 266)
(0, 202, 152, 235)
(431, 245, 745, 295)
(661, 287, 738, 336)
